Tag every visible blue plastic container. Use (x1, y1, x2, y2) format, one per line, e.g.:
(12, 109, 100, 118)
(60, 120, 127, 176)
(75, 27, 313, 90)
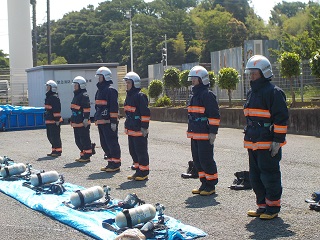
(0, 105, 45, 131)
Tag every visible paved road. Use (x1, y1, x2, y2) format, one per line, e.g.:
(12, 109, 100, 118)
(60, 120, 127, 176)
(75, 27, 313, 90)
(0, 120, 319, 240)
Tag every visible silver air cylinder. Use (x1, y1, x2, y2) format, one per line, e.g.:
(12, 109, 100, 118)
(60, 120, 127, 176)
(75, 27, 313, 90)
(70, 186, 104, 208)
(30, 171, 59, 186)
(0, 163, 26, 177)
(115, 204, 156, 228)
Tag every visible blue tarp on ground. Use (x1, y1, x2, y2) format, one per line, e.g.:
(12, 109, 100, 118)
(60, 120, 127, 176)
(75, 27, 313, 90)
(0, 178, 207, 240)
(0, 105, 45, 131)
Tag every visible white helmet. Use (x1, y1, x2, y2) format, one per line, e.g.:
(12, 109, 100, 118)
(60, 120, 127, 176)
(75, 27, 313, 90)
(123, 72, 141, 88)
(188, 66, 209, 85)
(73, 76, 86, 89)
(245, 55, 273, 79)
(46, 80, 57, 93)
(96, 66, 112, 82)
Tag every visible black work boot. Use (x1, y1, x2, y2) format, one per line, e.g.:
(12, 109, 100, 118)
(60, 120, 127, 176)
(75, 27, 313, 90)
(91, 143, 96, 155)
(181, 161, 199, 179)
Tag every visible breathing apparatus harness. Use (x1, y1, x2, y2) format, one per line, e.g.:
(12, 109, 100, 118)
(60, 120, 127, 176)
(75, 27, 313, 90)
(102, 202, 169, 239)
(22, 170, 66, 195)
(65, 185, 112, 211)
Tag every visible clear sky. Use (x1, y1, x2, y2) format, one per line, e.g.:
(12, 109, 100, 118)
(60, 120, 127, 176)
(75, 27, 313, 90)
(0, 0, 314, 55)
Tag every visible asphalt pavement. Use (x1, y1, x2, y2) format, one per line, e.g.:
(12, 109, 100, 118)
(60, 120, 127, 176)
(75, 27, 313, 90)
(0, 119, 319, 240)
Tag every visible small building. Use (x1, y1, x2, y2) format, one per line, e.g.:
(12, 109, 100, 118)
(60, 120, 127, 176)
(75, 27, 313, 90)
(26, 63, 122, 120)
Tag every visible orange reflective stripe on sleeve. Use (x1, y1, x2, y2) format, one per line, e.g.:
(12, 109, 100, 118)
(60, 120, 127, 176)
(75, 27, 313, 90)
(266, 198, 281, 207)
(53, 112, 61, 117)
(95, 100, 107, 105)
(188, 106, 205, 113)
(244, 108, 271, 118)
(124, 105, 136, 112)
(208, 118, 220, 126)
(274, 124, 287, 134)
(110, 112, 118, 118)
(45, 104, 52, 109)
(205, 173, 218, 181)
(71, 104, 81, 110)
(83, 108, 90, 113)
(141, 116, 150, 122)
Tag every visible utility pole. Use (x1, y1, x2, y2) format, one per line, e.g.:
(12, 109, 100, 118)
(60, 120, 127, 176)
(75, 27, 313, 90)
(30, 0, 37, 67)
(126, 10, 133, 71)
(161, 34, 167, 67)
(47, 0, 51, 65)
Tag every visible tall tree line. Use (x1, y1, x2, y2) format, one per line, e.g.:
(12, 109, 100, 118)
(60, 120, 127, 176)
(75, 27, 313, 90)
(2, 0, 320, 77)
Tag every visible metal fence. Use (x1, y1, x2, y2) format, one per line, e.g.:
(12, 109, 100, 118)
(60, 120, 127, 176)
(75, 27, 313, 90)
(161, 60, 320, 105)
(0, 68, 28, 105)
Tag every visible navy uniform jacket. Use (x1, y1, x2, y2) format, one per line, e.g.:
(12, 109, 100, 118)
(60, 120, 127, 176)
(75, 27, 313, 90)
(44, 90, 62, 124)
(124, 87, 150, 136)
(94, 81, 119, 124)
(187, 84, 220, 140)
(243, 77, 289, 150)
(70, 89, 91, 127)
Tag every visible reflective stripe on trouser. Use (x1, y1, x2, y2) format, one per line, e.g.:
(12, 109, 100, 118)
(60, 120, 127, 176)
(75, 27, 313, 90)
(248, 148, 282, 214)
(98, 124, 121, 162)
(191, 139, 218, 187)
(128, 135, 149, 174)
(73, 126, 92, 158)
(46, 124, 62, 152)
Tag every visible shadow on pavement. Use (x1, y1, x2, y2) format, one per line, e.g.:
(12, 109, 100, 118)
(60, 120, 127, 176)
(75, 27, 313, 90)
(185, 194, 220, 208)
(63, 162, 91, 168)
(37, 156, 58, 161)
(87, 171, 119, 180)
(117, 180, 148, 190)
(246, 217, 295, 239)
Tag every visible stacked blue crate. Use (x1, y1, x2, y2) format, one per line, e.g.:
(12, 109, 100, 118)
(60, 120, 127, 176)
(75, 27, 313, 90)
(0, 105, 45, 131)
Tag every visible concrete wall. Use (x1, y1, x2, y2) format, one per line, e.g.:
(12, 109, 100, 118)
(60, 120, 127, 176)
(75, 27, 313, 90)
(120, 107, 320, 137)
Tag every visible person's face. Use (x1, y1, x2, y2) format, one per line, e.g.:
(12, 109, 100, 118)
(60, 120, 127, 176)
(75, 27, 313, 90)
(46, 85, 51, 92)
(73, 83, 79, 91)
(247, 69, 262, 81)
(125, 79, 133, 91)
(98, 74, 104, 83)
(189, 76, 200, 86)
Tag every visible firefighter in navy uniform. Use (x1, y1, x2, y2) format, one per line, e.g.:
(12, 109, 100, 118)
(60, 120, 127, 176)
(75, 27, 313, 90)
(123, 72, 150, 181)
(70, 76, 94, 162)
(244, 55, 289, 220)
(94, 67, 121, 172)
(187, 66, 220, 196)
(45, 80, 62, 157)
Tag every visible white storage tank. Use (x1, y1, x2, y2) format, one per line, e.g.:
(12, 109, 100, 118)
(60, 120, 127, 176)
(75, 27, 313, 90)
(26, 63, 120, 120)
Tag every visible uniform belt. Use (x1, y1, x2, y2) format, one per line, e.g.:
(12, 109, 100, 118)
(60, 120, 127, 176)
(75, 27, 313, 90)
(247, 120, 271, 127)
(188, 115, 208, 122)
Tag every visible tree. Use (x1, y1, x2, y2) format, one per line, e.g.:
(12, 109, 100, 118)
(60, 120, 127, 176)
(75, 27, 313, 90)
(163, 67, 181, 105)
(148, 79, 163, 101)
(179, 69, 191, 105)
(278, 52, 301, 107)
(208, 71, 216, 89)
(0, 50, 9, 68)
(309, 50, 320, 79)
(218, 67, 239, 107)
(172, 32, 186, 65)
